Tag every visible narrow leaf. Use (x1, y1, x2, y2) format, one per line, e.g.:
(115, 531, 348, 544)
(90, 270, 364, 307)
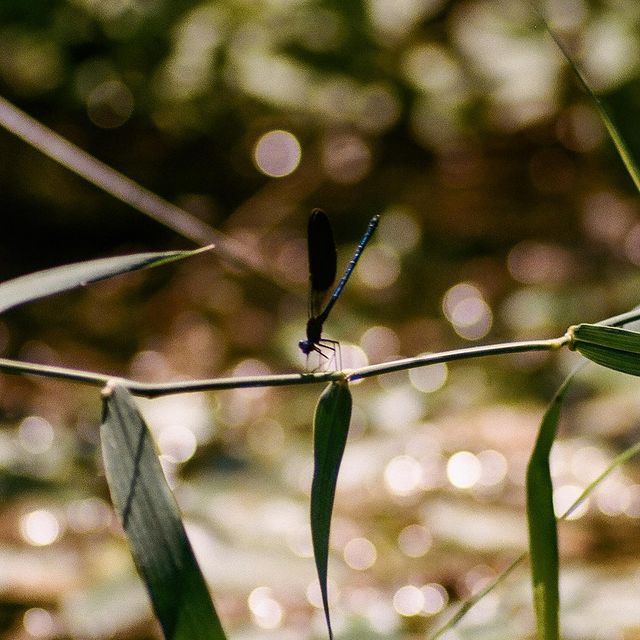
(561, 439, 640, 521)
(101, 384, 226, 640)
(431, 365, 638, 640)
(526, 370, 577, 640)
(428, 553, 525, 640)
(571, 324, 640, 376)
(0, 246, 210, 314)
(539, 11, 640, 192)
(310, 381, 352, 640)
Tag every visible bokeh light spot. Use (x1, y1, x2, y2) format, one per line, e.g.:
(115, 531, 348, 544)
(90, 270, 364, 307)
(356, 83, 401, 132)
(402, 42, 462, 94)
(23, 608, 56, 638)
(507, 241, 576, 285)
(20, 509, 61, 546)
(339, 343, 369, 370)
(254, 130, 301, 177)
(363, 599, 398, 634)
(398, 524, 432, 557)
(570, 445, 609, 484)
(343, 537, 377, 570)
(409, 359, 447, 393)
(553, 484, 588, 520)
(357, 245, 401, 289)
(384, 455, 423, 496)
(556, 103, 605, 152)
(447, 451, 481, 489)
(359, 325, 400, 362)
(393, 585, 424, 616)
(248, 587, 283, 630)
(19, 416, 54, 454)
(157, 424, 198, 463)
(595, 481, 631, 517)
(377, 207, 421, 253)
(87, 79, 134, 129)
(421, 583, 448, 615)
(442, 282, 492, 340)
(66, 497, 111, 534)
(373, 387, 423, 432)
(477, 449, 508, 487)
(322, 133, 371, 184)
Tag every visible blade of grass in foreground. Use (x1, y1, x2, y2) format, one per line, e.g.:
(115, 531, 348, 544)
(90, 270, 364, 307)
(430, 379, 640, 639)
(310, 381, 352, 640)
(101, 384, 226, 640)
(538, 10, 640, 193)
(526, 370, 578, 640)
(427, 553, 525, 640)
(0, 247, 210, 314)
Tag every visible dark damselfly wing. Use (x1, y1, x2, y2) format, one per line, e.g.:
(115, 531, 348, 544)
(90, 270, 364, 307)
(307, 208, 337, 319)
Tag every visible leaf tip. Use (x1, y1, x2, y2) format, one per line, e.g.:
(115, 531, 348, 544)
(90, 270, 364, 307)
(193, 243, 215, 255)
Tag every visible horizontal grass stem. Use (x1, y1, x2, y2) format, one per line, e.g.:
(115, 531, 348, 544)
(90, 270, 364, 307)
(0, 357, 343, 396)
(347, 336, 569, 381)
(0, 335, 569, 397)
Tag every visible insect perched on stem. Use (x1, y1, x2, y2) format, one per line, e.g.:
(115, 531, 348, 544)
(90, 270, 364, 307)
(298, 208, 380, 361)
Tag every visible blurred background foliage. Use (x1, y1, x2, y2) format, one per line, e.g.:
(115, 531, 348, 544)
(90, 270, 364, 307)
(2, 0, 640, 638)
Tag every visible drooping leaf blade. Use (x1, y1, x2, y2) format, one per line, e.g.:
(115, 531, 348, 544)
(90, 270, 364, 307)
(310, 381, 352, 640)
(570, 323, 640, 376)
(101, 384, 226, 640)
(0, 247, 210, 314)
(526, 369, 578, 640)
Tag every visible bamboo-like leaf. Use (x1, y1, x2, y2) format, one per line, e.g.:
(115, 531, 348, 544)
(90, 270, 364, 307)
(310, 381, 352, 640)
(0, 246, 210, 314)
(101, 384, 226, 640)
(526, 370, 577, 640)
(570, 324, 640, 376)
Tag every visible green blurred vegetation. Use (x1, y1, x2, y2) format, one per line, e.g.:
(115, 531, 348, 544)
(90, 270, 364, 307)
(2, 1, 640, 639)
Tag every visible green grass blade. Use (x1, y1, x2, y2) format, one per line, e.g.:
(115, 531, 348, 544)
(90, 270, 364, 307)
(101, 384, 226, 640)
(539, 11, 640, 193)
(526, 369, 579, 640)
(0, 246, 210, 314)
(431, 367, 638, 639)
(428, 553, 525, 639)
(561, 439, 640, 521)
(570, 324, 640, 376)
(310, 381, 352, 640)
